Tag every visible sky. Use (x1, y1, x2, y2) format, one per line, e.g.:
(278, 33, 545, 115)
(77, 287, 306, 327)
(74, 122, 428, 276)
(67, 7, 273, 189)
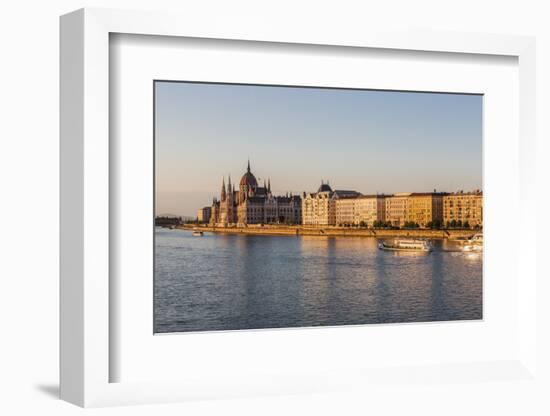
(155, 81, 482, 217)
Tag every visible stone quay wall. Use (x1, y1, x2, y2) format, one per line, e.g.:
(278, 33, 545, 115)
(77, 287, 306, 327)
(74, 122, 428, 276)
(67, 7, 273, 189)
(180, 224, 476, 239)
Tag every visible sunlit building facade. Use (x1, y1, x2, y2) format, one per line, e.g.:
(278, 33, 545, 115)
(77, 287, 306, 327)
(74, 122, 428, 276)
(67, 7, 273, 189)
(443, 191, 483, 227)
(196, 207, 211, 223)
(334, 196, 356, 226)
(201, 168, 482, 229)
(385, 193, 410, 227)
(207, 161, 302, 226)
(406, 192, 446, 227)
(331, 191, 361, 226)
(354, 195, 386, 226)
(301, 182, 335, 226)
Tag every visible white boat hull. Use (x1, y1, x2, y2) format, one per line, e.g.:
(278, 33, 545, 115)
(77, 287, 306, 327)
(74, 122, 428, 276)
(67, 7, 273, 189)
(378, 240, 432, 252)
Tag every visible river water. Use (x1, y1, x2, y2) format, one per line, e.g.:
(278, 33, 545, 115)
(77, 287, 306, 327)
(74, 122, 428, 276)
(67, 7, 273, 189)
(154, 228, 482, 333)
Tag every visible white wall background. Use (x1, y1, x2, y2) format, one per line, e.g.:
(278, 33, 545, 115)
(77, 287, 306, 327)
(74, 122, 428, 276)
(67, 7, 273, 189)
(1, 1, 548, 415)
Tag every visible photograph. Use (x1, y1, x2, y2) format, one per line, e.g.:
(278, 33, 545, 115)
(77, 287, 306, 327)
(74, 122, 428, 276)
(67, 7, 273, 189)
(8, 0, 540, 412)
(154, 81, 483, 333)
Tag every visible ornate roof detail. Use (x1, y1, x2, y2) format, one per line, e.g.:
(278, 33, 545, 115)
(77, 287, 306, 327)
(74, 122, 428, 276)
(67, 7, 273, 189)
(332, 190, 361, 199)
(317, 180, 333, 193)
(239, 160, 258, 189)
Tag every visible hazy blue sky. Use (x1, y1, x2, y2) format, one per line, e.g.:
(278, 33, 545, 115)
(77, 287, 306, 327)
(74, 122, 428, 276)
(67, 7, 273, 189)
(155, 81, 482, 217)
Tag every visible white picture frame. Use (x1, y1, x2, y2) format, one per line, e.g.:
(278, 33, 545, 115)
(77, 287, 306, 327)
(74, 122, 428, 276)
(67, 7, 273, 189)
(60, 7, 537, 407)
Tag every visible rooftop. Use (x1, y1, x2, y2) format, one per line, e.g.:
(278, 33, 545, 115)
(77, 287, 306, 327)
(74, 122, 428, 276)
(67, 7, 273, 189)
(332, 190, 362, 199)
(317, 182, 333, 193)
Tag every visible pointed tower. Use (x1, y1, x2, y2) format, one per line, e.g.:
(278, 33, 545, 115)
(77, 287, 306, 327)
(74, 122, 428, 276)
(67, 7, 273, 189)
(220, 177, 226, 202)
(226, 174, 234, 223)
(268, 178, 271, 194)
(247, 158, 251, 173)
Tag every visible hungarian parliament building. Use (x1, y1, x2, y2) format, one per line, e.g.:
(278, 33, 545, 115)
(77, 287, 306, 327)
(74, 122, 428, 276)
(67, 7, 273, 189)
(207, 161, 302, 226)
(197, 161, 483, 228)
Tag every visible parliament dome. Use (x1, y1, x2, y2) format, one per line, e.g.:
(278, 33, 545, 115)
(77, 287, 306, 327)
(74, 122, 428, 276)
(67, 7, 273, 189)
(239, 160, 258, 189)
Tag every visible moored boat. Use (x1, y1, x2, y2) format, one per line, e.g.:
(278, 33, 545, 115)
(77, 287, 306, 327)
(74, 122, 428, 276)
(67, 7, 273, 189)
(470, 233, 483, 244)
(378, 238, 432, 252)
(192, 230, 204, 237)
(462, 244, 482, 252)
(461, 232, 482, 252)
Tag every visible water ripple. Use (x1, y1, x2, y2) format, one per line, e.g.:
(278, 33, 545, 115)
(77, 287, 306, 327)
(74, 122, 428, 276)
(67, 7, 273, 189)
(154, 229, 482, 333)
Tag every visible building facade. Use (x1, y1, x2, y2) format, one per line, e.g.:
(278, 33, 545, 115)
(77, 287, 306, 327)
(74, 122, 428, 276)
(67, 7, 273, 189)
(301, 182, 334, 226)
(196, 206, 211, 223)
(443, 191, 483, 227)
(353, 195, 386, 226)
(303, 184, 390, 227)
(334, 196, 356, 226)
(406, 192, 446, 227)
(385, 193, 410, 227)
(332, 190, 362, 226)
(385, 192, 446, 227)
(200, 166, 482, 229)
(302, 183, 392, 227)
(332, 194, 387, 226)
(207, 161, 302, 226)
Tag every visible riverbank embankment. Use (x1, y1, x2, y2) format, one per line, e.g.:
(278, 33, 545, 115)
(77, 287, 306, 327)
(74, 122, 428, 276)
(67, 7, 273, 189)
(178, 224, 476, 239)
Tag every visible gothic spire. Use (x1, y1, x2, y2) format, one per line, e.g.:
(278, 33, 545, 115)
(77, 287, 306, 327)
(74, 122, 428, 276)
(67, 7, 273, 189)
(268, 178, 271, 193)
(221, 176, 226, 201)
(247, 158, 251, 173)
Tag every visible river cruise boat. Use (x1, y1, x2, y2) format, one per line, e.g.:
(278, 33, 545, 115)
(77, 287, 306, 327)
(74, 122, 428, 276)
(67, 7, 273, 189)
(378, 238, 432, 252)
(192, 230, 204, 237)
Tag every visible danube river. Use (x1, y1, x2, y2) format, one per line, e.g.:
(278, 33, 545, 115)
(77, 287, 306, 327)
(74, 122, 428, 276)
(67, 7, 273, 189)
(154, 228, 482, 333)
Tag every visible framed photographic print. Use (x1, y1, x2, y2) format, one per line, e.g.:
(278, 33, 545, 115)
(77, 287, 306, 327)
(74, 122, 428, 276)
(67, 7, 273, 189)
(153, 80, 484, 334)
(60, 8, 538, 408)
